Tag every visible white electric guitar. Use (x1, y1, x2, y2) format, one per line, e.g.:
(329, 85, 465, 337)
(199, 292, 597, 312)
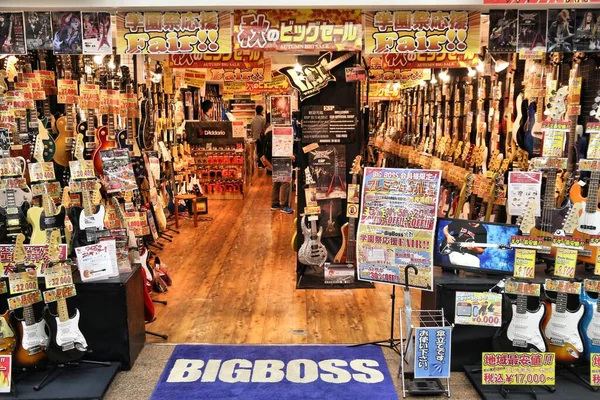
(78, 182, 105, 232)
(504, 291, 547, 353)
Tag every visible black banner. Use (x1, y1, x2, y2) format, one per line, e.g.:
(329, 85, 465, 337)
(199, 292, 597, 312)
(185, 121, 233, 144)
(302, 105, 356, 144)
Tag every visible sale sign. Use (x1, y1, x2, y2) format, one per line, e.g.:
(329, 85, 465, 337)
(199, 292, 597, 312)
(364, 11, 481, 54)
(592, 354, 600, 386)
(455, 291, 502, 327)
(169, 52, 272, 82)
(482, 352, 555, 385)
(116, 11, 232, 54)
(365, 53, 477, 73)
(233, 9, 362, 52)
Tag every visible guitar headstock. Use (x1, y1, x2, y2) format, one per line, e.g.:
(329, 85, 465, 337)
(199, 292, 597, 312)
(42, 189, 58, 216)
(518, 199, 537, 235)
(92, 181, 102, 205)
(47, 230, 61, 264)
(73, 133, 85, 161)
(111, 197, 127, 228)
(561, 203, 581, 236)
(590, 89, 600, 121)
(12, 233, 26, 266)
(61, 186, 71, 208)
(350, 156, 362, 176)
(545, 86, 569, 121)
(304, 167, 316, 187)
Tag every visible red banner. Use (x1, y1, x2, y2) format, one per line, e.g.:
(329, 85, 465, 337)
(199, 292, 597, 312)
(233, 9, 362, 52)
(366, 53, 477, 79)
(169, 51, 272, 82)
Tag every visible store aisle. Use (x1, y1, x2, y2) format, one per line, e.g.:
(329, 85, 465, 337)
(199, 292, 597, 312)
(145, 171, 421, 345)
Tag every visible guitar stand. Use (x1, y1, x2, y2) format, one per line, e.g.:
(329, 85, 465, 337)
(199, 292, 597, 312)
(349, 266, 418, 356)
(498, 384, 555, 399)
(33, 359, 111, 392)
(149, 242, 164, 251)
(560, 364, 600, 392)
(146, 296, 169, 340)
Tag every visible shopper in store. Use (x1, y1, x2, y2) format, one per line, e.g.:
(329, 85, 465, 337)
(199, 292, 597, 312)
(251, 105, 267, 167)
(200, 100, 213, 121)
(261, 115, 294, 214)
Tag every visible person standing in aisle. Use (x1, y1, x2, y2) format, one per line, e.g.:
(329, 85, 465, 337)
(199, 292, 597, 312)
(200, 100, 213, 121)
(251, 105, 267, 167)
(261, 116, 294, 214)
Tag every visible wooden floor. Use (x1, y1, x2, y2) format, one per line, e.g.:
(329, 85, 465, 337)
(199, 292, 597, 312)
(147, 171, 421, 344)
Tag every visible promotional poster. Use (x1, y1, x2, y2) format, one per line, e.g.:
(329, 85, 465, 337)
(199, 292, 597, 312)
(356, 168, 441, 290)
(52, 12, 83, 54)
(24, 11, 53, 51)
(307, 145, 347, 200)
(517, 10, 548, 52)
(547, 9, 575, 53)
(507, 172, 542, 217)
(489, 10, 518, 52)
(574, 9, 600, 51)
(270, 95, 292, 126)
(0, 13, 27, 55)
(82, 12, 112, 54)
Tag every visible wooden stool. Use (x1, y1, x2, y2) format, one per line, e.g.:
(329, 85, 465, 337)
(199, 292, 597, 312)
(174, 194, 198, 228)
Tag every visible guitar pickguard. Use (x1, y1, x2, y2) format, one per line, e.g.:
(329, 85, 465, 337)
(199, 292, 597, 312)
(21, 319, 49, 352)
(544, 303, 585, 353)
(506, 304, 546, 352)
(54, 310, 87, 351)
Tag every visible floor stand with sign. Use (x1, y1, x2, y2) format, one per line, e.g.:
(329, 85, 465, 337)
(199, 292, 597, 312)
(399, 309, 453, 398)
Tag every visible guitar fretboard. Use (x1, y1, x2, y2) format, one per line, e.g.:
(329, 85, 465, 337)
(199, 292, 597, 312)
(516, 294, 527, 315)
(556, 291, 568, 314)
(585, 170, 600, 214)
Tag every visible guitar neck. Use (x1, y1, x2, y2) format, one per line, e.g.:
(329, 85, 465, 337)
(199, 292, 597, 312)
(555, 291, 568, 314)
(57, 297, 69, 323)
(585, 170, 600, 214)
(23, 304, 36, 326)
(515, 294, 527, 315)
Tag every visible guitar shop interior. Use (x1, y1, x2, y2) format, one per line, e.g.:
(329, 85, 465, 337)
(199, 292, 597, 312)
(0, 4, 599, 400)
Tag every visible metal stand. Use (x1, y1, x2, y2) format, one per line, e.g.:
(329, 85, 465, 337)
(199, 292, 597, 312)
(33, 360, 111, 391)
(561, 364, 599, 392)
(398, 309, 453, 398)
(350, 266, 417, 356)
(498, 383, 554, 399)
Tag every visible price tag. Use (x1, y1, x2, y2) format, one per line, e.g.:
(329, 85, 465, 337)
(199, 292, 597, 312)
(510, 236, 545, 249)
(346, 203, 359, 218)
(44, 265, 73, 289)
(43, 284, 77, 304)
(506, 280, 541, 297)
(588, 125, 600, 160)
(482, 352, 555, 386)
(304, 206, 321, 215)
(585, 279, 600, 294)
(302, 143, 319, 154)
(513, 248, 536, 279)
(57, 79, 79, 104)
(592, 354, 600, 386)
(554, 248, 578, 279)
(8, 271, 38, 295)
(79, 84, 100, 110)
(68, 160, 95, 181)
(28, 162, 56, 182)
(542, 128, 566, 158)
(552, 236, 585, 250)
(7, 290, 43, 311)
(119, 93, 138, 118)
(304, 188, 317, 207)
(596, 252, 600, 276)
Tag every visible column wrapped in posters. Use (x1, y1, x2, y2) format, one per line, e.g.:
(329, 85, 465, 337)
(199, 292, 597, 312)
(364, 10, 480, 54)
(357, 168, 441, 290)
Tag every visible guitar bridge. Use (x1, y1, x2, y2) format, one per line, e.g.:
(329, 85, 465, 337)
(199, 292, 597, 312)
(594, 339, 600, 346)
(512, 339, 527, 348)
(28, 345, 42, 355)
(550, 338, 565, 346)
(62, 342, 75, 351)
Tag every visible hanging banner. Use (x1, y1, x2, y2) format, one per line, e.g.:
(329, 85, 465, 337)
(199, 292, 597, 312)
(356, 168, 441, 290)
(414, 327, 451, 379)
(82, 12, 112, 54)
(182, 69, 206, 89)
(366, 53, 476, 71)
(368, 67, 431, 83)
(364, 11, 481, 54)
(169, 52, 271, 82)
(489, 10, 518, 53)
(52, 12, 83, 54)
(24, 12, 53, 51)
(233, 9, 362, 52)
(116, 11, 232, 54)
(0, 13, 27, 55)
(245, 73, 290, 95)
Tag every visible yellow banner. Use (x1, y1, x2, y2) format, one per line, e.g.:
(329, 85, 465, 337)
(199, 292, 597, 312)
(116, 11, 232, 54)
(482, 352, 555, 385)
(183, 69, 206, 89)
(364, 11, 481, 54)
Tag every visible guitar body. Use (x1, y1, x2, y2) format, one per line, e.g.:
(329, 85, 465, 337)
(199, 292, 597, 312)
(580, 289, 600, 360)
(13, 314, 49, 367)
(9, 143, 32, 163)
(0, 311, 16, 356)
(78, 205, 106, 232)
(116, 128, 129, 150)
(53, 115, 74, 167)
(297, 216, 327, 267)
(570, 183, 600, 263)
(44, 307, 87, 364)
(524, 101, 536, 157)
(334, 222, 349, 263)
(34, 119, 56, 162)
(542, 301, 585, 364)
(27, 206, 45, 245)
(92, 125, 116, 175)
(0, 203, 31, 244)
(493, 301, 546, 352)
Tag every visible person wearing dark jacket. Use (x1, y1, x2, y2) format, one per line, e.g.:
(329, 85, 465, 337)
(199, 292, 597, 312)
(261, 116, 294, 214)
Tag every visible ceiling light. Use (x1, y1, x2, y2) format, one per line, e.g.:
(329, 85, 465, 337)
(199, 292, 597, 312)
(467, 67, 476, 77)
(489, 53, 509, 73)
(419, 80, 426, 87)
(430, 75, 438, 85)
(294, 62, 302, 72)
(108, 59, 116, 70)
(93, 55, 104, 65)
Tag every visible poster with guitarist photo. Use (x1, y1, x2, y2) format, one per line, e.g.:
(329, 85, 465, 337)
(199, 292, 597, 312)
(82, 12, 112, 54)
(0, 13, 26, 55)
(489, 10, 518, 52)
(517, 10, 548, 52)
(547, 9, 575, 53)
(25, 12, 53, 51)
(308, 145, 346, 200)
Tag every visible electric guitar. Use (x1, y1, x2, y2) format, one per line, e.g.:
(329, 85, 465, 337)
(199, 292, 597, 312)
(0, 180, 31, 244)
(279, 52, 354, 101)
(542, 280, 586, 364)
(326, 201, 335, 234)
(493, 280, 547, 353)
(78, 182, 105, 233)
(11, 233, 49, 367)
(327, 147, 346, 197)
(44, 230, 87, 363)
(570, 169, 600, 264)
(29, 188, 66, 245)
(298, 168, 327, 268)
(1, 15, 13, 53)
(334, 156, 361, 263)
(581, 279, 600, 361)
(118, 84, 135, 152)
(439, 237, 511, 255)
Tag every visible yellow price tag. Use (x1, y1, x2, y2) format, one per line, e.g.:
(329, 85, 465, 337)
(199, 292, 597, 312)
(513, 249, 536, 280)
(592, 354, 600, 386)
(7, 290, 43, 310)
(554, 248, 578, 279)
(595, 251, 600, 276)
(8, 271, 38, 295)
(44, 266, 73, 289)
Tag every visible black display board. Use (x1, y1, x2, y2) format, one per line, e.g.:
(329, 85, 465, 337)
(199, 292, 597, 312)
(185, 121, 233, 143)
(302, 105, 357, 144)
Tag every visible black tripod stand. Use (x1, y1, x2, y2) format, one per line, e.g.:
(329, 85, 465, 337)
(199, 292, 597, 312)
(350, 265, 418, 356)
(34, 359, 112, 391)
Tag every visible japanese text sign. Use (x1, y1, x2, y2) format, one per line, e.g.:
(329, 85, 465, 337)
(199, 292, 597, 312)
(365, 11, 481, 54)
(116, 11, 232, 54)
(455, 291, 502, 327)
(169, 52, 272, 83)
(482, 352, 555, 385)
(414, 327, 451, 379)
(234, 9, 362, 52)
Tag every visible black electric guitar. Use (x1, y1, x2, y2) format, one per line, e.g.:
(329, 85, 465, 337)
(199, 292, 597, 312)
(439, 236, 511, 255)
(0, 183, 31, 244)
(334, 156, 361, 264)
(44, 230, 87, 363)
(298, 168, 327, 267)
(279, 52, 354, 101)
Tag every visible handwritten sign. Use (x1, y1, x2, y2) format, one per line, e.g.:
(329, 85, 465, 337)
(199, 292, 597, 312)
(43, 284, 77, 303)
(7, 290, 43, 310)
(513, 248, 537, 280)
(29, 162, 56, 182)
(57, 79, 79, 104)
(8, 271, 38, 295)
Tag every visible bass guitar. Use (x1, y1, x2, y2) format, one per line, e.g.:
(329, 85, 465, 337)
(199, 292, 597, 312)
(570, 166, 600, 265)
(44, 230, 87, 363)
(334, 156, 361, 263)
(298, 168, 327, 268)
(11, 233, 48, 367)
